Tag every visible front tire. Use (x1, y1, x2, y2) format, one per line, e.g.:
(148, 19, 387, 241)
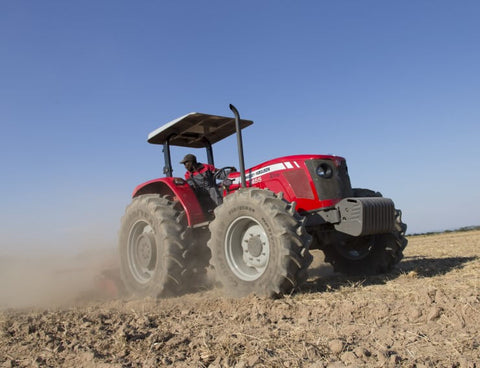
(118, 194, 187, 297)
(322, 189, 407, 275)
(208, 189, 312, 297)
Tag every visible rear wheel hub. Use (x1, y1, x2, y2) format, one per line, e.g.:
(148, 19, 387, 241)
(128, 221, 157, 284)
(136, 233, 155, 268)
(225, 216, 270, 281)
(247, 235, 263, 257)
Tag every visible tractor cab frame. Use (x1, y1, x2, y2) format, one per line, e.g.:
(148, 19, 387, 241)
(147, 105, 252, 185)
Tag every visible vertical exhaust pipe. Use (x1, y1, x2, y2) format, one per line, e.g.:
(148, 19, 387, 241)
(229, 104, 246, 188)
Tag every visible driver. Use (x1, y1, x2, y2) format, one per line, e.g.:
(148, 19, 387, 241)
(181, 154, 226, 206)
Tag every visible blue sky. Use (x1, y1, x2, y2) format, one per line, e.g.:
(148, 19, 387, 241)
(1, 1, 479, 254)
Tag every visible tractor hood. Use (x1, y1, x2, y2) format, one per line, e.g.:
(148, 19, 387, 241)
(148, 112, 253, 148)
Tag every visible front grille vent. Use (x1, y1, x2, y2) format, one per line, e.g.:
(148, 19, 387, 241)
(305, 159, 353, 201)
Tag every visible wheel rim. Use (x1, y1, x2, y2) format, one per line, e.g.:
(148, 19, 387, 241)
(335, 237, 374, 261)
(225, 216, 270, 281)
(127, 220, 157, 284)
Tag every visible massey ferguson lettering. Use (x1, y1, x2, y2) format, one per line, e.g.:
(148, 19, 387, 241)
(254, 167, 271, 176)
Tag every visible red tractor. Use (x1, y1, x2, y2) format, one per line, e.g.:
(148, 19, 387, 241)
(119, 105, 407, 297)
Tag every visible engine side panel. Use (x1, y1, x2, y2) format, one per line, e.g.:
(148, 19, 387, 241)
(227, 154, 350, 212)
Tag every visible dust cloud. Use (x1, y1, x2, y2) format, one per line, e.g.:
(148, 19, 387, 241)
(0, 246, 119, 309)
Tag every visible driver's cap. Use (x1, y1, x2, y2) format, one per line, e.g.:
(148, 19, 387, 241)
(180, 154, 197, 164)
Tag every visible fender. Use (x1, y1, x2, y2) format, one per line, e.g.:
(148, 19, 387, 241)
(132, 177, 206, 226)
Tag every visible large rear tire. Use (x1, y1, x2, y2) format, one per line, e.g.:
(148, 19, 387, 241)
(208, 188, 312, 297)
(118, 194, 188, 297)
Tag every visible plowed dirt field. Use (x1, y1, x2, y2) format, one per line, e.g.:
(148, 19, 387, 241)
(1, 230, 479, 367)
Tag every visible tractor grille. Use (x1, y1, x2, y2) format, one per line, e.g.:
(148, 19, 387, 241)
(305, 158, 353, 202)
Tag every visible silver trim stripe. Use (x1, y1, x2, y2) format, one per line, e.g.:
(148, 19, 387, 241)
(231, 162, 293, 184)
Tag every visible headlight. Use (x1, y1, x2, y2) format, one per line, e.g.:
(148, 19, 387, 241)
(316, 163, 333, 179)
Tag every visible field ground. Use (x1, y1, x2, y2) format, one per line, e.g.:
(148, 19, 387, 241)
(1, 230, 479, 367)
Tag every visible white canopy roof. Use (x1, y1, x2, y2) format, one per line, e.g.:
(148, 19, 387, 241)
(147, 112, 253, 148)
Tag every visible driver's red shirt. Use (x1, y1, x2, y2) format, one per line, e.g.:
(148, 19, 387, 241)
(184, 163, 216, 180)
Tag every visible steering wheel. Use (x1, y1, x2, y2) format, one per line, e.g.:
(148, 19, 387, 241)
(214, 166, 237, 180)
